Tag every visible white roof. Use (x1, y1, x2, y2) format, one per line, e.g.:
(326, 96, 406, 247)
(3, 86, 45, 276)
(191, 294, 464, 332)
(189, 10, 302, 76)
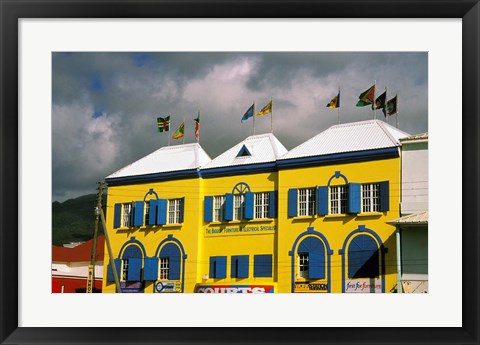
(201, 133, 288, 170)
(107, 143, 211, 179)
(280, 119, 410, 160)
(387, 211, 428, 225)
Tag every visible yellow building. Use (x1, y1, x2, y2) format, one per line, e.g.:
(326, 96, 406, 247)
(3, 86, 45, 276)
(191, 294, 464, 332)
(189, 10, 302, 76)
(102, 120, 410, 293)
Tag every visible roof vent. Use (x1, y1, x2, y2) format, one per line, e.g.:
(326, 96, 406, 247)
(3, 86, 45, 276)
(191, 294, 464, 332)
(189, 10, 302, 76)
(236, 145, 252, 158)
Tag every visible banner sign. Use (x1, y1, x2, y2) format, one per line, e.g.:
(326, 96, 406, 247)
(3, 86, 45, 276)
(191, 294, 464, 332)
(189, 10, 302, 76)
(345, 279, 382, 293)
(155, 281, 179, 293)
(195, 285, 274, 293)
(294, 281, 328, 293)
(120, 281, 144, 293)
(205, 225, 276, 237)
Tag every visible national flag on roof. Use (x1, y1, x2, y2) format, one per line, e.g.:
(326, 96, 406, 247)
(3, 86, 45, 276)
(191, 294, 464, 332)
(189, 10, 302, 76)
(326, 92, 340, 108)
(194, 111, 200, 141)
(241, 104, 254, 123)
(255, 100, 272, 116)
(157, 116, 170, 132)
(172, 121, 185, 139)
(356, 84, 375, 107)
(386, 95, 398, 116)
(372, 90, 387, 116)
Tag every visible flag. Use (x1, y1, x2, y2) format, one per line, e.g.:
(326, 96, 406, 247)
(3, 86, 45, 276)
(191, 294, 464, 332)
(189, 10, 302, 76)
(326, 92, 340, 108)
(386, 95, 398, 116)
(194, 111, 200, 141)
(255, 100, 272, 116)
(241, 104, 254, 123)
(372, 90, 387, 116)
(356, 85, 375, 107)
(157, 116, 170, 132)
(172, 121, 185, 139)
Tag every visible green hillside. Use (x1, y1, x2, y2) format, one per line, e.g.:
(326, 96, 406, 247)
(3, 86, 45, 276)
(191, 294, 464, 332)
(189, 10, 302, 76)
(52, 194, 105, 246)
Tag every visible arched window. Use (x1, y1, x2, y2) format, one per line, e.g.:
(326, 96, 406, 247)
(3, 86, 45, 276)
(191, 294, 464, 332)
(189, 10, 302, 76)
(297, 236, 326, 280)
(348, 235, 379, 279)
(159, 243, 181, 281)
(120, 245, 143, 282)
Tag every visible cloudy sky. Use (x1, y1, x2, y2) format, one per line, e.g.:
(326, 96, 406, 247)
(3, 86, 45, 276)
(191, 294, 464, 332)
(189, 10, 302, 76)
(52, 52, 428, 202)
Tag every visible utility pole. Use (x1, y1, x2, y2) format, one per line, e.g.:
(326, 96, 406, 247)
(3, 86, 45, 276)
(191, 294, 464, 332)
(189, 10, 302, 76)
(86, 181, 103, 293)
(99, 202, 122, 293)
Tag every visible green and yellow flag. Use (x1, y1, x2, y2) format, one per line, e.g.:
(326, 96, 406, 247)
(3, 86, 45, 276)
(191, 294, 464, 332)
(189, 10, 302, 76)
(356, 85, 375, 107)
(326, 92, 340, 108)
(255, 100, 272, 116)
(172, 121, 185, 139)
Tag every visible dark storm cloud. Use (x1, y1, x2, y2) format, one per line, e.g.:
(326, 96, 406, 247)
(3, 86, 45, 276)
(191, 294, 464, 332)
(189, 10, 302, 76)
(52, 51, 428, 201)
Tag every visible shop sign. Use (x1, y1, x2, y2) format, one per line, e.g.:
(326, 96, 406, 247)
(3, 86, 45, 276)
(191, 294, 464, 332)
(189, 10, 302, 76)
(155, 281, 178, 293)
(120, 281, 144, 293)
(206, 225, 276, 236)
(195, 285, 274, 293)
(294, 282, 328, 293)
(345, 279, 382, 293)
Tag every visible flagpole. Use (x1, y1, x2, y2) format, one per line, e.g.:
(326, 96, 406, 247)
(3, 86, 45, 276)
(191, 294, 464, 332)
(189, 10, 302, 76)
(373, 80, 376, 120)
(253, 102, 256, 136)
(396, 94, 399, 128)
(270, 98, 273, 133)
(197, 110, 200, 144)
(337, 87, 340, 124)
(183, 118, 185, 144)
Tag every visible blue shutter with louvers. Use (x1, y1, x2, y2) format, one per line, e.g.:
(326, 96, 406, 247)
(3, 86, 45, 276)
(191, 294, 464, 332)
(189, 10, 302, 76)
(204, 196, 213, 223)
(133, 201, 144, 226)
(113, 204, 122, 228)
(309, 250, 325, 279)
(143, 257, 159, 281)
(224, 193, 233, 221)
(288, 189, 298, 217)
(216, 256, 227, 278)
(348, 235, 379, 278)
(156, 199, 167, 225)
(231, 256, 238, 278)
(268, 191, 277, 218)
(317, 186, 329, 216)
(179, 197, 185, 223)
(209, 257, 215, 278)
(107, 258, 121, 282)
(169, 255, 181, 280)
(348, 183, 361, 213)
(244, 192, 254, 219)
(380, 181, 390, 212)
(148, 199, 157, 225)
(237, 255, 249, 278)
(254, 254, 272, 277)
(127, 258, 142, 281)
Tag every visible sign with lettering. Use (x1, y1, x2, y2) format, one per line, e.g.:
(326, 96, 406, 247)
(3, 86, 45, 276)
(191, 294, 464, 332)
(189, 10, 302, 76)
(155, 281, 178, 293)
(345, 279, 382, 293)
(195, 285, 274, 293)
(205, 225, 276, 237)
(86, 264, 94, 293)
(294, 281, 328, 293)
(120, 281, 144, 293)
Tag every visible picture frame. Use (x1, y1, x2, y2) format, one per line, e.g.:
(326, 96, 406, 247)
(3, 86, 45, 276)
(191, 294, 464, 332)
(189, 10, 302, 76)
(1, 0, 478, 344)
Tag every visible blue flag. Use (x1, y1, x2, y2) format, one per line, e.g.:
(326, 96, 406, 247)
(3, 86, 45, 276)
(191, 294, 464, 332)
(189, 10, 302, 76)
(241, 104, 254, 123)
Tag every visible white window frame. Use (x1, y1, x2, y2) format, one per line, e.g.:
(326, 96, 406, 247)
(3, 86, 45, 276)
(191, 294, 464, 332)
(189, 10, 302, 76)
(233, 194, 245, 220)
(144, 201, 150, 225)
(213, 196, 225, 222)
(361, 183, 380, 213)
(168, 199, 182, 224)
(159, 257, 169, 280)
(298, 188, 316, 216)
(122, 203, 132, 227)
(330, 185, 347, 214)
(298, 252, 309, 279)
(121, 259, 129, 281)
(254, 192, 270, 219)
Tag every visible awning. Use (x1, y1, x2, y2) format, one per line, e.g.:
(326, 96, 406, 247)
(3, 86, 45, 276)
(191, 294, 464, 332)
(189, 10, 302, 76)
(387, 211, 428, 225)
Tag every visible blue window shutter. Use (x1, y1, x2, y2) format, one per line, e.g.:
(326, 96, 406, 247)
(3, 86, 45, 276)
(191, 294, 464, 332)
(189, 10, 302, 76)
(156, 199, 167, 225)
(209, 257, 215, 278)
(169, 255, 181, 280)
(107, 258, 121, 282)
(148, 200, 157, 225)
(231, 256, 238, 278)
(268, 191, 277, 218)
(216, 256, 227, 278)
(244, 192, 254, 219)
(143, 257, 159, 281)
(317, 186, 328, 216)
(133, 201, 144, 226)
(309, 250, 325, 279)
(224, 193, 233, 221)
(348, 235, 379, 278)
(254, 254, 272, 277)
(237, 255, 249, 278)
(113, 204, 122, 228)
(179, 197, 185, 223)
(380, 181, 390, 212)
(204, 196, 213, 223)
(127, 258, 142, 281)
(348, 183, 361, 213)
(288, 189, 298, 217)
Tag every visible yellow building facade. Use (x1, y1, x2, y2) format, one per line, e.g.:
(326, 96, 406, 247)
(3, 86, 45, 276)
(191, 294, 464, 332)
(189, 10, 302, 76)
(102, 120, 408, 293)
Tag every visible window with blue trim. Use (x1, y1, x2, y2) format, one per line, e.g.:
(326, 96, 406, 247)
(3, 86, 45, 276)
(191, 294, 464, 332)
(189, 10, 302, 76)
(348, 234, 380, 279)
(254, 192, 270, 218)
(160, 243, 181, 280)
(254, 254, 273, 277)
(297, 236, 326, 280)
(209, 256, 227, 279)
(231, 255, 249, 278)
(213, 196, 226, 222)
(168, 198, 184, 224)
(330, 185, 348, 214)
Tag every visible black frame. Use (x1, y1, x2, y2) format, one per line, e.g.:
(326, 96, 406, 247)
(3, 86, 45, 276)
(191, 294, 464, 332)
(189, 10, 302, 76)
(1, 1, 478, 344)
